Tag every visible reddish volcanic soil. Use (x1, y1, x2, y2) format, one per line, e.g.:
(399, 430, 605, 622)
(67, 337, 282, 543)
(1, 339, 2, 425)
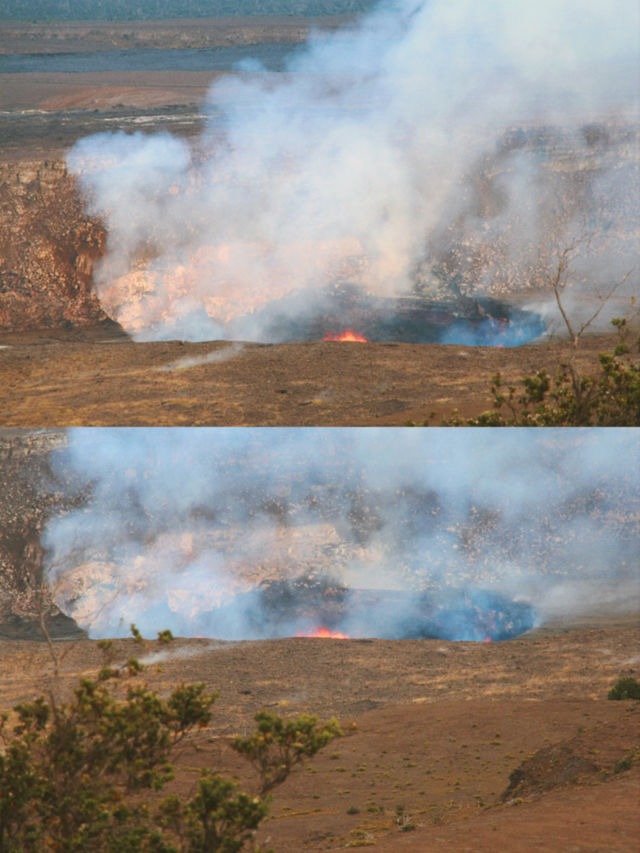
(1, 612, 638, 852)
(0, 326, 631, 426)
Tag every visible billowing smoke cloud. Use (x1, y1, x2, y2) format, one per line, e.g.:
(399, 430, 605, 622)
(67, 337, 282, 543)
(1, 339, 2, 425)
(43, 429, 639, 640)
(66, 0, 639, 342)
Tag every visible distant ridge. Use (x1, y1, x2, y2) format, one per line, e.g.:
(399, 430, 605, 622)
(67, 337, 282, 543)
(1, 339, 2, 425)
(2, 0, 379, 21)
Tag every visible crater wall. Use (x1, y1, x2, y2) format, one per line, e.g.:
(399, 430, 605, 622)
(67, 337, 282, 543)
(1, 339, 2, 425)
(0, 159, 108, 332)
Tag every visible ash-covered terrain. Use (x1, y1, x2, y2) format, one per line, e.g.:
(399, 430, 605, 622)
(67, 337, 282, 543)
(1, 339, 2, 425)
(1, 622, 638, 851)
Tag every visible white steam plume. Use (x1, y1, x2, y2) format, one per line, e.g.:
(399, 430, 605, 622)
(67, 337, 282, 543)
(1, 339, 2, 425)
(43, 428, 640, 640)
(66, 0, 639, 342)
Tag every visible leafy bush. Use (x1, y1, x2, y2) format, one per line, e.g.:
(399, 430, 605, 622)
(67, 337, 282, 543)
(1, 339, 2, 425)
(464, 342, 639, 426)
(607, 677, 640, 701)
(0, 628, 341, 852)
(232, 711, 342, 795)
(408, 319, 640, 426)
(470, 323, 640, 426)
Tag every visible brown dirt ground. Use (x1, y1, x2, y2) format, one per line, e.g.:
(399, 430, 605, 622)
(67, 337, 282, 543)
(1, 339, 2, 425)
(0, 16, 349, 155)
(0, 70, 223, 113)
(1, 22, 638, 426)
(0, 325, 631, 426)
(1, 613, 638, 852)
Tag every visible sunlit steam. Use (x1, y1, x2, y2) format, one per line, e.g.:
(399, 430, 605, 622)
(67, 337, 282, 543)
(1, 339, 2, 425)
(66, 0, 639, 343)
(43, 429, 639, 640)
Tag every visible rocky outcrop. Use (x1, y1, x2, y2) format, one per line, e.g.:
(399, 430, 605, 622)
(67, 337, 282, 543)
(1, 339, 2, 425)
(0, 160, 108, 332)
(0, 430, 86, 640)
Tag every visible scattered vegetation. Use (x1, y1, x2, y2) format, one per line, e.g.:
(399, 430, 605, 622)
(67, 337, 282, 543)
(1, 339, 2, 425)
(607, 677, 640, 701)
(0, 626, 341, 853)
(408, 318, 640, 426)
(158, 630, 175, 645)
(410, 228, 638, 427)
(394, 804, 416, 832)
(613, 748, 640, 774)
(461, 320, 638, 426)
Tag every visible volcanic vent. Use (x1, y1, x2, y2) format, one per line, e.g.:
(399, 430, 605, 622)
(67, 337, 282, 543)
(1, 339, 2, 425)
(206, 574, 537, 642)
(256, 284, 545, 347)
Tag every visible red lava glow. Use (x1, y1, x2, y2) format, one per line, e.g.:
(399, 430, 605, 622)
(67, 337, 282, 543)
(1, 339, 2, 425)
(483, 637, 493, 643)
(323, 329, 369, 342)
(297, 627, 351, 639)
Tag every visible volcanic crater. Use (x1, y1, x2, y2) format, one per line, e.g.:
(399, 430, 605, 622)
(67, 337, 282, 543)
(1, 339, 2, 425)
(207, 574, 538, 642)
(1, 18, 638, 426)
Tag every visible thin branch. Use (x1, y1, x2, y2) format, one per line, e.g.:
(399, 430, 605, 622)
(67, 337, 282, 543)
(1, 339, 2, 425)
(38, 583, 59, 682)
(575, 271, 632, 339)
(550, 246, 578, 343)
(38, 582, 62, 718)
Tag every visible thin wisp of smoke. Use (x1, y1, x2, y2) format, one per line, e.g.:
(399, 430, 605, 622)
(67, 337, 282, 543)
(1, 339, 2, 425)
(43, 429, 640, 640)
(66, 0, 640, 342)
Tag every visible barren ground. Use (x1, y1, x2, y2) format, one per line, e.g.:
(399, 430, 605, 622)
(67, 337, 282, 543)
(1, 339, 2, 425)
(1, 612, 638, 852)
(0, 325, 630, 426)
(0, 17, 348, 56)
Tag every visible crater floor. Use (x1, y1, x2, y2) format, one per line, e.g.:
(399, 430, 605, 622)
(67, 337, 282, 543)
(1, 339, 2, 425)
(0, 326, 629, 425)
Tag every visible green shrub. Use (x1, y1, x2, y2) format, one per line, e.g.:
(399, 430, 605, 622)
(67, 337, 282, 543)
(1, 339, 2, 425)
(408, 319, 640, 427)
(607, 677, 640, 700)
(613, 749, 639, 773)
(0, 629, 340, 852)
(232, 710, 342, 794)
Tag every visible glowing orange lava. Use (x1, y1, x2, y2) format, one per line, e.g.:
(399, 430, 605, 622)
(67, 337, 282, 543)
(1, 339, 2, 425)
(297, 627, 350, 639)
(323, 329, 368, 342)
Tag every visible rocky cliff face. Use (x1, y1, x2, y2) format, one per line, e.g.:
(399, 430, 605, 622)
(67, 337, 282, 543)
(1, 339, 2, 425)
(2, 119, 636, 336)
(0, 160, 109, 332)
(0, 430, 85, 640)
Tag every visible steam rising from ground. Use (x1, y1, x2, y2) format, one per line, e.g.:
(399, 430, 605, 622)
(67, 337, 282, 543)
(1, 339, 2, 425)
(66, 0, 639, 342)
(43, 429, 639, 639)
